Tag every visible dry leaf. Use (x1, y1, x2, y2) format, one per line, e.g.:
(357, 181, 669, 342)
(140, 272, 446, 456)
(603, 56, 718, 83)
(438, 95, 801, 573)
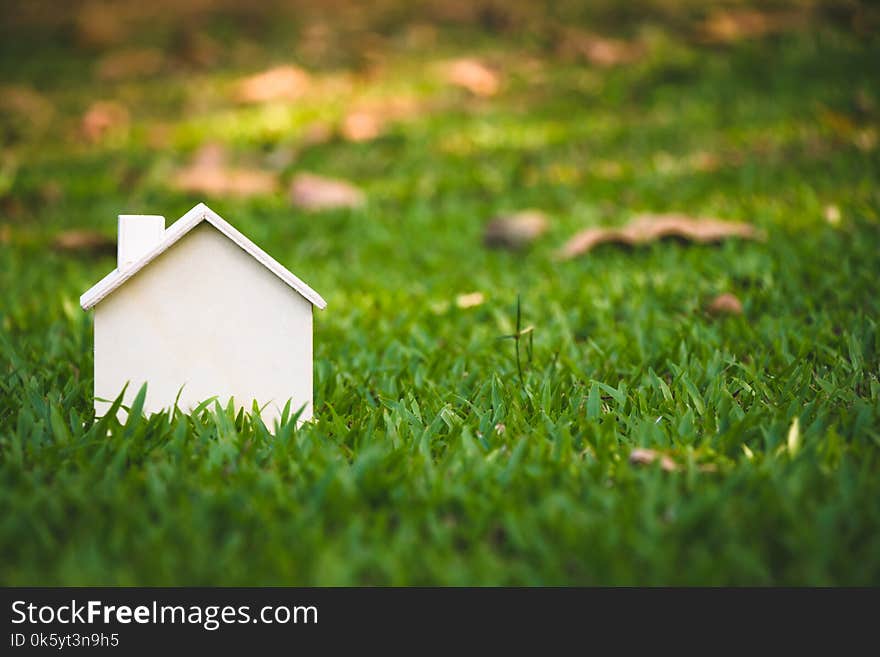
(699, 9, 806, 44)
(171, 143, 278, 198)
(52, 230, 115, 257)
(456, 292, 485, 309)
(341, 111, 384, 142)
(824, 204, 842, 226)
(558, 213, 762, 259)
(96, 48, 165, 81)
(629, 448, 678, 472)
(289, 173, 365, 211)
(707, 293, 743, 316)
(173, 167, 277, 198)
(557, 29, 644, 67)
(0, 224, 10, 245)
(81, 101, 129, 142)
(484, 210, 549, 250)
(446, 58, 501, 97)
(340, 96, 424, 143)
(234, 65, 311, 104)
(189, 143, 226, 169)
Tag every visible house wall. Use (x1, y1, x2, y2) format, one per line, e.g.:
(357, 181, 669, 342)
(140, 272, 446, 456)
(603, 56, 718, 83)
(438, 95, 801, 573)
(94, 223, 314, 425)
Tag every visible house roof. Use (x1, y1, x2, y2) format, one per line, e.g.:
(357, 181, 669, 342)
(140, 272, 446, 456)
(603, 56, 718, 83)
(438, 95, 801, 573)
(80, 202, 327, 310)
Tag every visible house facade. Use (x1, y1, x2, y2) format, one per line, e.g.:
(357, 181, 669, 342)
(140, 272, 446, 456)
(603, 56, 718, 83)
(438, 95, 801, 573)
(80, 203, 326, 425)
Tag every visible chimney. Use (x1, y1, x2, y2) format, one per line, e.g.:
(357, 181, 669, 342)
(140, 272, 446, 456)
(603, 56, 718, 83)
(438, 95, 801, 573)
(117, 215, 165, 271)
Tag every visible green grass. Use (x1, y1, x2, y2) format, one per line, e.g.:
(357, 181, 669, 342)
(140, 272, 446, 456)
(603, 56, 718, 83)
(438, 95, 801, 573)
(1, 2, 879, 585)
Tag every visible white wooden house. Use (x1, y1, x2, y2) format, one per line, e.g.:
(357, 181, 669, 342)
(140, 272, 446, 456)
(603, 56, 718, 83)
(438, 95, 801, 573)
(80, 202, 326, 424)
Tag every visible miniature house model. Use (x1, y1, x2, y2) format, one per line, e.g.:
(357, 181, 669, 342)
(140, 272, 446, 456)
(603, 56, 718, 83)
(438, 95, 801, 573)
(80, 203, 326, 424)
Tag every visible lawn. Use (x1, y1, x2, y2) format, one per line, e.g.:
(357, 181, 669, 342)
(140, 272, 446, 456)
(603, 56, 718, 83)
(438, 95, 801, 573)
(1, 0, 879, 585)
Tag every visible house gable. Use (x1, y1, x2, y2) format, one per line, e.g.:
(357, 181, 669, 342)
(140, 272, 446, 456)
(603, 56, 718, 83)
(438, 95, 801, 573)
(80, 202, 326, 310)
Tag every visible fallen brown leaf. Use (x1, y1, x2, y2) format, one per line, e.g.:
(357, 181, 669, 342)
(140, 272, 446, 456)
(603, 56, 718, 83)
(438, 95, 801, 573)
(289, 173, 365, 211)
(173, 167, 277, 197)
(446, 58, 501, 97)
(456, 292, 485, 309)
(824, 204, 842, 226)
(557, 28, 644, 67)
(96, 48, 165, 81)
(484, 210, 549, 250)
(558, 213, 763, 259)
(233, 65, 311, 104)
(189, 143, 226, 169)
(341, 111, 384, 142)
(699, 9, 807, 44)
(629, 448, 678, 472)
(52, 230, 115, 257)
(171, 143, 279, 198)
(81, 101, 129, 142)
(339, 96, 425, 143)
(707, 293, 743, 316)
(0, 225, 10, 245)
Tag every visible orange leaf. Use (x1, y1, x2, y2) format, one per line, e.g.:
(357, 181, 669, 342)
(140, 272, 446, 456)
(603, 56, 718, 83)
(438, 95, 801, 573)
(289, 173, 365, 211)
(233, 65, 311, 104)
(170, 144, 278, 198)
(699, 9, 806, 44)
(707, 293, 744, 316)
(81, 101, 129, 143)
(341, 111, 384, 142)
(446, 59, 501, 97)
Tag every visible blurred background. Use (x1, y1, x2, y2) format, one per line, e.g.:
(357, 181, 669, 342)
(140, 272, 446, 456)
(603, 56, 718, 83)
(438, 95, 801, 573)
(1, 1, 876, 238)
